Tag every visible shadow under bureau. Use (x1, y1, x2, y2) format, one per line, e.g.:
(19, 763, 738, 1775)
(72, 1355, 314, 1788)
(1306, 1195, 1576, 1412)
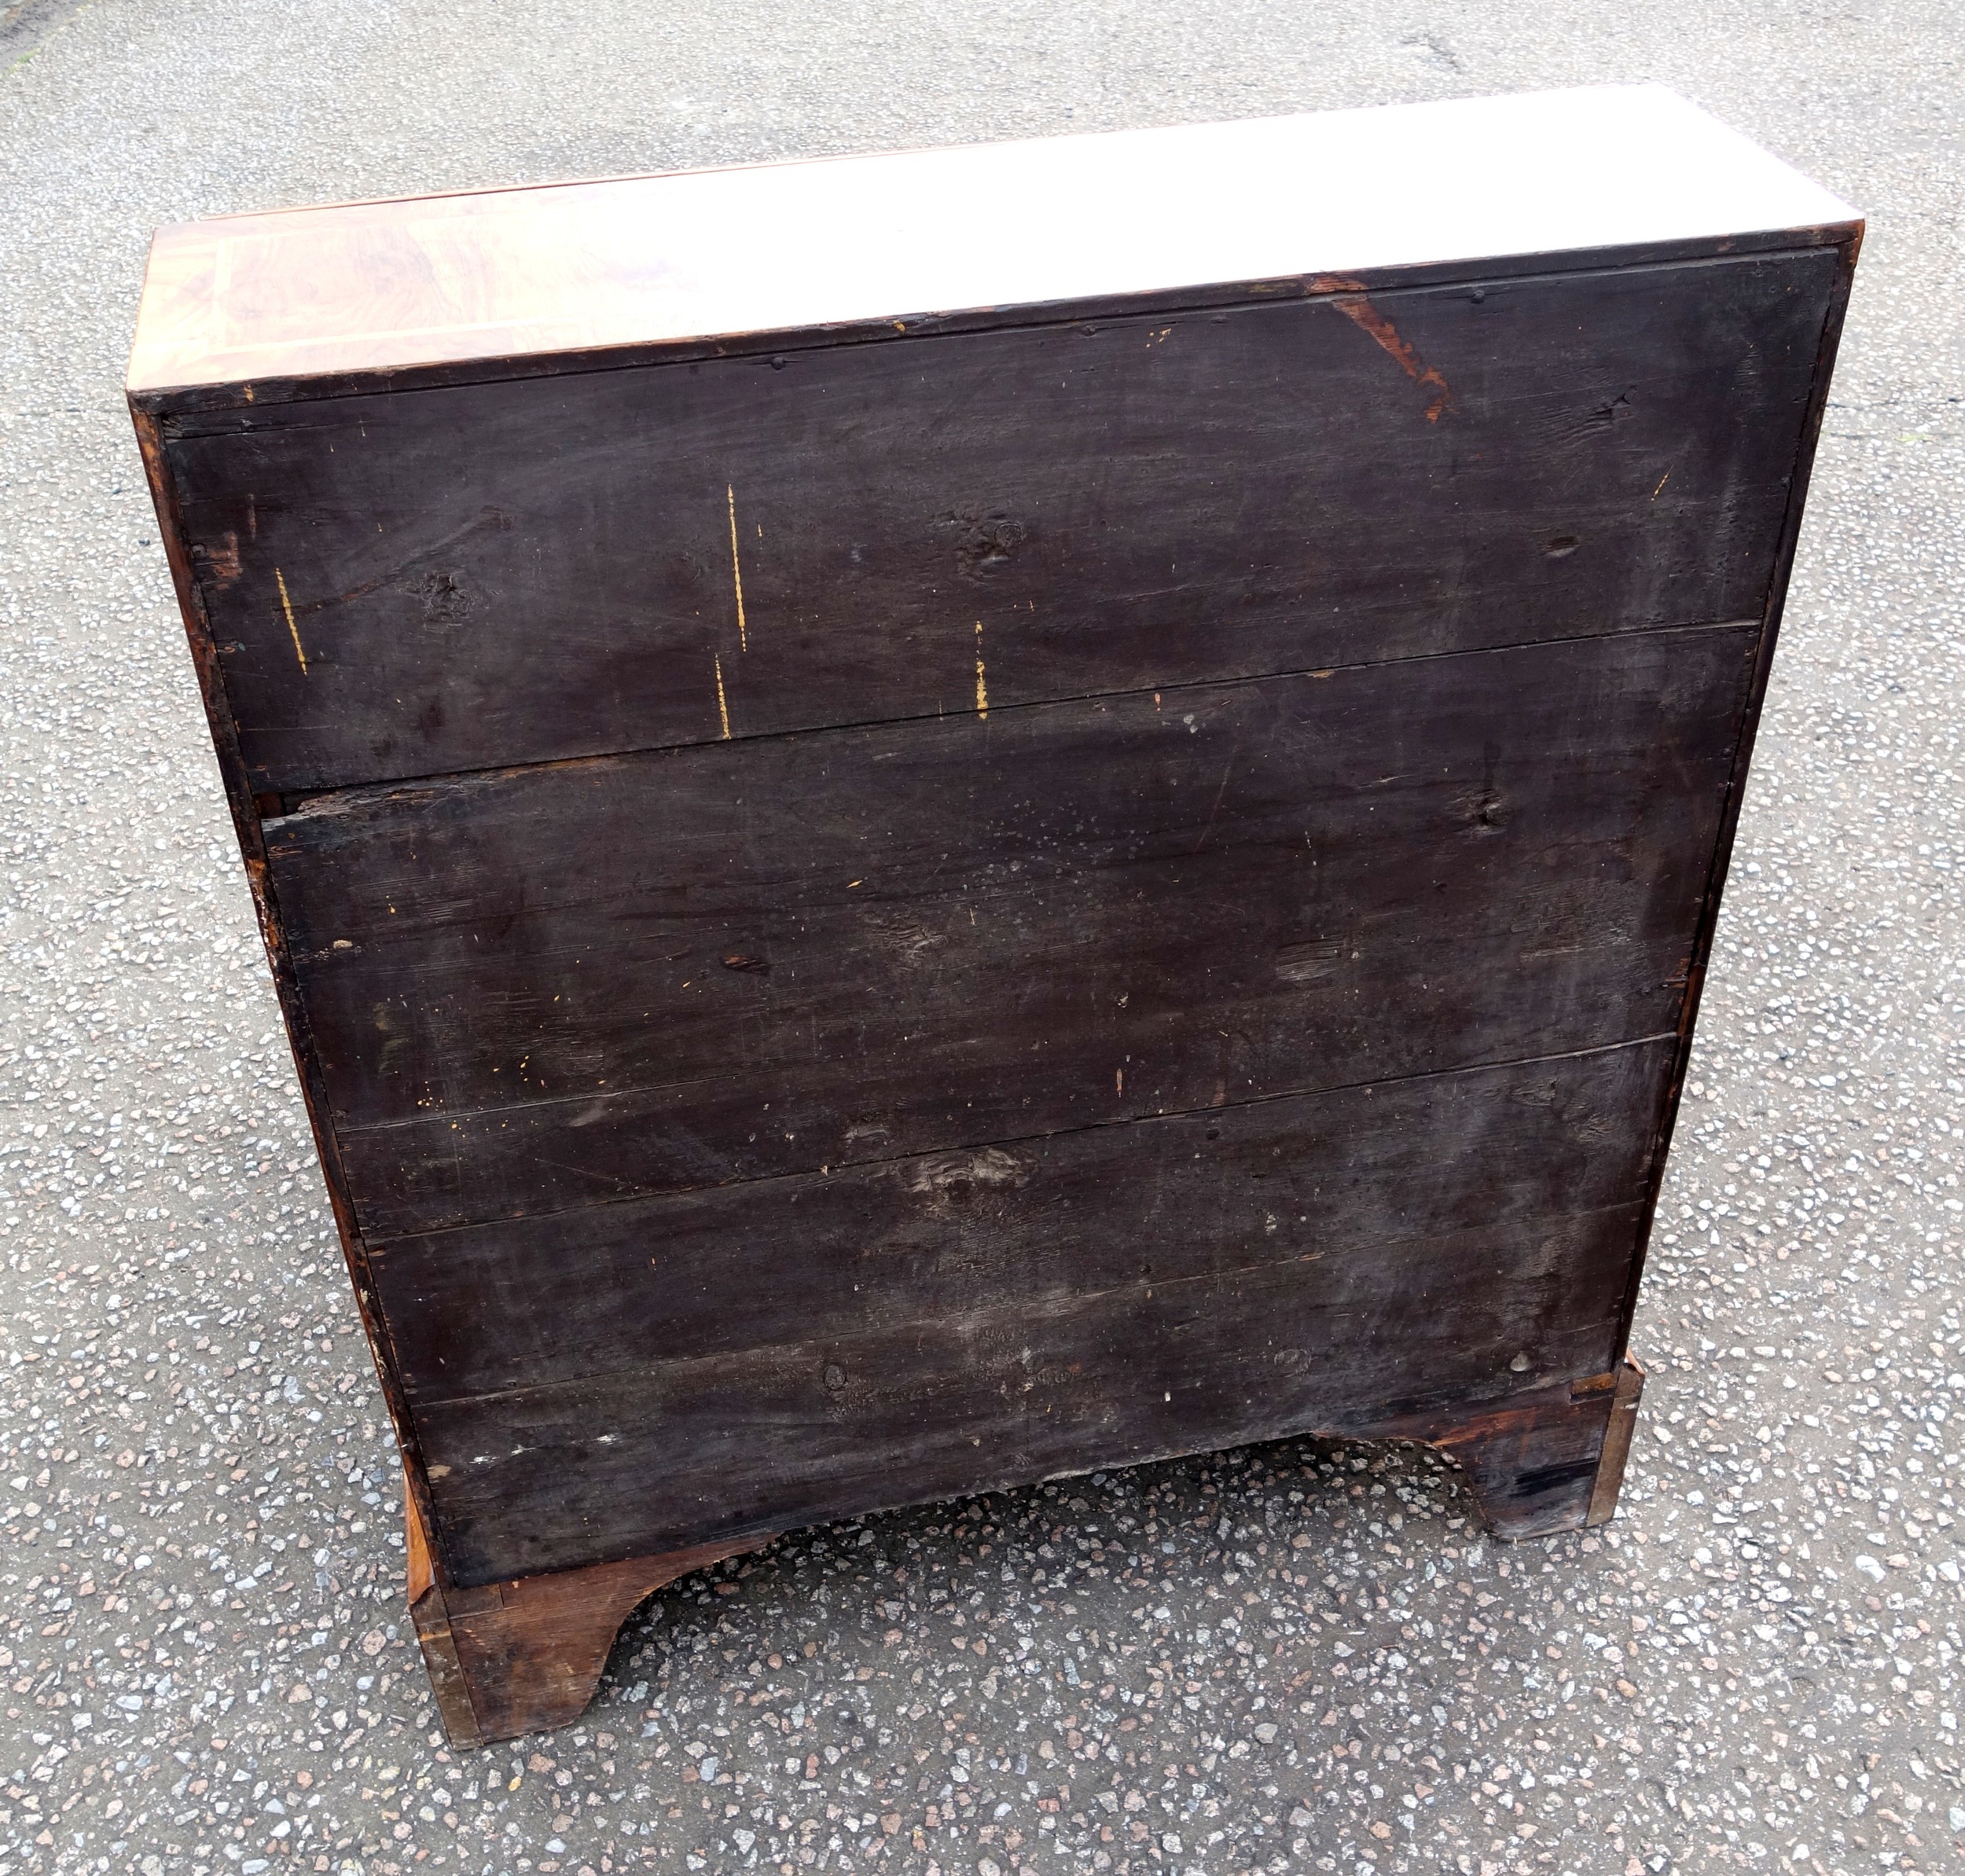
(127, 84, 1859, 1745)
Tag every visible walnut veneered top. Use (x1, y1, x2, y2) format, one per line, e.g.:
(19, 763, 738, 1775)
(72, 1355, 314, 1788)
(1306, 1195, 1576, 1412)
(127, 83, 1857, 403)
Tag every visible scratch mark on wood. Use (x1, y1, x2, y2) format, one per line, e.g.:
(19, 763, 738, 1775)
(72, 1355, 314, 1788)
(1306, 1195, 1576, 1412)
(1312, 275, 1455, 422)
(726, 485, 748, 651)
(974, 621, 988, 718)
(275, 566, 308, 675)
(714, 654, 731, 740)
(1192, 742, 1239, 854)
(1652, 470, 1672, 499)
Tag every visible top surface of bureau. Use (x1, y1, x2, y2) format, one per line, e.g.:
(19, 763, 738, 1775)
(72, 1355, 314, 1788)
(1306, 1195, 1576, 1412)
(129, 83, 1853, 402)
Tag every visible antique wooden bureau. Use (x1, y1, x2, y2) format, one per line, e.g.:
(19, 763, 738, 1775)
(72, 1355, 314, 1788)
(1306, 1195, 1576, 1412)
(128, 85, 1858, 1743)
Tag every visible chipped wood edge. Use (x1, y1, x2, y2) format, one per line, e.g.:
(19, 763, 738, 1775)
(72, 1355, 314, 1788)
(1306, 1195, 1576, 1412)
(405, 1471, 486, 1746)
(403, 1473, 776, 1746)
(1376, 1364, 1628, 1542)
(1585, 1355, 1647, 1529)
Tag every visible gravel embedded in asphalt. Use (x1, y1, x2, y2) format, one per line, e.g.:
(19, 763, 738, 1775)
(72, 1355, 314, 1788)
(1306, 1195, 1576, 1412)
(2, 2, 1962, 1872)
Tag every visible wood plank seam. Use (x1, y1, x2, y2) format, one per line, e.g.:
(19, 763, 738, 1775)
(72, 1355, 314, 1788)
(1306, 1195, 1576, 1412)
(399, 1197, 1655, 1419)
(174, 255, 1831, 795)
(262, 615, 1768, 816)
(339, 1031, 1680, 1244)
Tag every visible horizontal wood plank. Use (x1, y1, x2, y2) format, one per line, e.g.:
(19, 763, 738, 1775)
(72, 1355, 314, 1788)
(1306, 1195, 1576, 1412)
(396, 1038, 1663, 1580)
(376, 1037, 1671, 1408)
(265, 624, 1754, 1238)
(174, 251, 1833, 791)
(417, 1206, 1645, 1584)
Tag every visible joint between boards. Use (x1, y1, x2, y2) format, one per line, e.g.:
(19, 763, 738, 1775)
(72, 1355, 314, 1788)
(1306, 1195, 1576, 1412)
(349, 1030, 1682, 1247)
(248, 618, 1763, 815)
(408, 1584, 485, 1748)
(142, 235, 1853, 426)
(405, 1475, 489, 1745)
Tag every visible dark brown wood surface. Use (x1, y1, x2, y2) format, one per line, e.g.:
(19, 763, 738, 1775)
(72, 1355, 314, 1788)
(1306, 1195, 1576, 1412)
(375, 1041, 1672, 1405)
(166, 251, 1835, 794)
(412, 1205, 1648, 1584)
(1400, 1360, 1646, 1540)
(406, 1361, 1641, 1744)
(384, 1041, 1668, 1581)
(266, 622, 1754, 1240)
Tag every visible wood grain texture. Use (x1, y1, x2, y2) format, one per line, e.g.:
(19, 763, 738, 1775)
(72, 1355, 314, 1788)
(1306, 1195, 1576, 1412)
(263, 623, 1754, 1241)
(127, 402, 460, 1569)
(412, 1213, 1645, 1584)
(406, 1465, 773, 1746)
(376, 1041, 1669, 1408)
(405, 1356, 1643, 1746)
(386, 1041, 1667, 1584)
(1387, 1360, 1644, 1540)
(1607, 233, 1862, 1363)
(167, 251, 1835, 793)
(124, 86, 1856, 402)
(1582, 1357, 1647, 1528)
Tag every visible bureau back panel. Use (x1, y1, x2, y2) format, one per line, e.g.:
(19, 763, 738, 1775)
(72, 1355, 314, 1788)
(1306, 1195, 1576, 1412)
(133, 105, 1856, 1588)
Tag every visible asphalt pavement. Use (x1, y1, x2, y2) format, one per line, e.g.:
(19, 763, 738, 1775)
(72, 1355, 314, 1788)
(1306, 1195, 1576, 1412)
(2, 2, 1962, 1872)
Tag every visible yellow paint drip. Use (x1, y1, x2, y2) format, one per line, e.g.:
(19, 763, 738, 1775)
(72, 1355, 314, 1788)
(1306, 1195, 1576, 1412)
(974, 621, 988, 718)
(726, 485, 748, 651)
(275, 567, 307, 675)
(714, 653, 731, 740)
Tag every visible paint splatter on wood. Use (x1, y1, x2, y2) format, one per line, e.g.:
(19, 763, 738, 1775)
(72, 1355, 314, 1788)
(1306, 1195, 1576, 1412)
(726, 486, 748, 651)
(1312, 275, 1456, 423)
(275, 567, 308, 674)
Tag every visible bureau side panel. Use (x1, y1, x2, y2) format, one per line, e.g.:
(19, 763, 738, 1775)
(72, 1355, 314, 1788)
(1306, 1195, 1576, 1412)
(127, 406, 451, 1560)
(1608, 231, 1859, 1357)
(168, 249, 1839, 791)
